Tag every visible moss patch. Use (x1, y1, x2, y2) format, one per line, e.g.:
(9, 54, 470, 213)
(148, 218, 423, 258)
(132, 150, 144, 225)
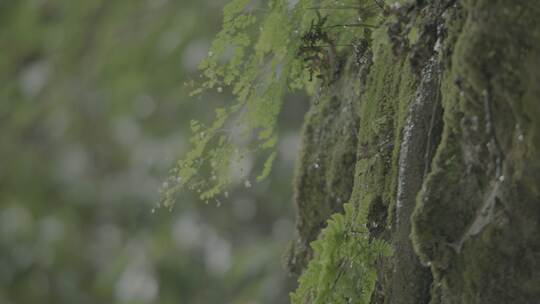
(412, 0, 540, 302)
(287, 54, 365, 276)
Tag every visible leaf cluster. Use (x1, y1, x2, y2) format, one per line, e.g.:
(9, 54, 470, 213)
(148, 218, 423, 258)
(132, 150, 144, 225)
(162, 0, 382, 197)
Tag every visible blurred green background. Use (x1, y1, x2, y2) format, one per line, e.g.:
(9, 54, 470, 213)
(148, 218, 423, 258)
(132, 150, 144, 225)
(0, 1, 308, 303)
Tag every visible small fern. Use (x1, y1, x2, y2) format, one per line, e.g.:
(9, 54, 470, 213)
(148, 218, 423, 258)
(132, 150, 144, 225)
(160, 0, 383, 207)
(290, 203, 393, 304)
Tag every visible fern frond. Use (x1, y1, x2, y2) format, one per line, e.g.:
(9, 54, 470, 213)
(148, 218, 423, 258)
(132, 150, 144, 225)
(162, 0, 384, 206)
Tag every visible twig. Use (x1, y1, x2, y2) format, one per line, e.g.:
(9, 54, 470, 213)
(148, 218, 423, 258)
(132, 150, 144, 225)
(306, 4, 380, 10)
(323, 23, 378, 29)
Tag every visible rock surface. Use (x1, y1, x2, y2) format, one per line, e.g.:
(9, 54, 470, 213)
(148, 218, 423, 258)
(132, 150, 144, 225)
(289, 0, 540, 302)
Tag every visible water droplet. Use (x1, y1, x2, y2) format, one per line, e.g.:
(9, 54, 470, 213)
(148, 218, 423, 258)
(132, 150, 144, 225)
(499, 175, 505, 182)
(314, 163, 319, 169)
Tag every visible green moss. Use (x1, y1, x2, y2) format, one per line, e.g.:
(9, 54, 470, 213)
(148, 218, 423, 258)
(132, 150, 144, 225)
(291, 22, 421, 302)
(292, 0, 540, 302)
(288, 56, 364, 276)
(412, 0, 540, 302)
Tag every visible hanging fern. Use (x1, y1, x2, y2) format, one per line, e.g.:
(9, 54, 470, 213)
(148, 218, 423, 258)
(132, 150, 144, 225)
(160, 0, 383, 207)
(159, 0, 391, 302)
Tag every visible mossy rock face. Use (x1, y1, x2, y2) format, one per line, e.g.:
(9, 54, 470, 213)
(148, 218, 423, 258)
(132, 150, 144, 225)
(290, 0, 540, 303)
(287, 55, 365, 276)
(412, 0, 540, 302)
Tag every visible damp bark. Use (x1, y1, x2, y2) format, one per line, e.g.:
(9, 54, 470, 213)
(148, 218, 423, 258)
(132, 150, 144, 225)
(289, 0, 540, 303)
